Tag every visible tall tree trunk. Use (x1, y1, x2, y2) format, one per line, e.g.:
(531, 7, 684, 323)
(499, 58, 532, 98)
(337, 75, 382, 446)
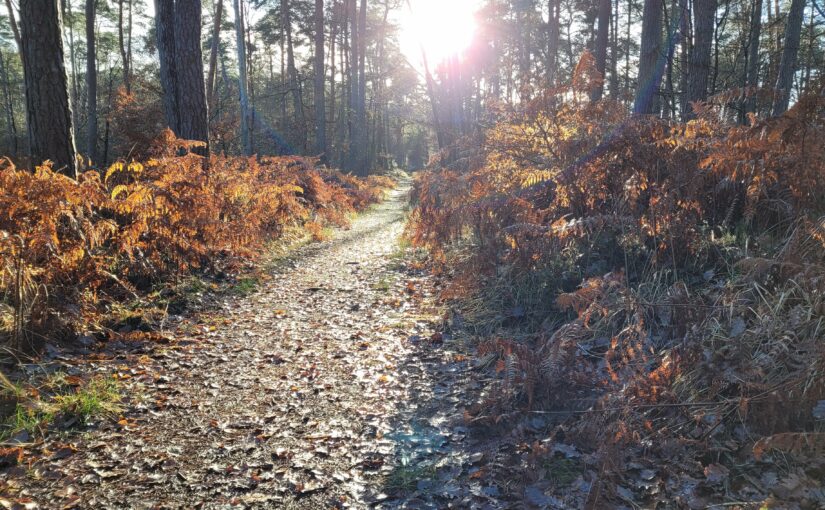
(744, 0, 762, 117)
(608, 0, 619, 97)
(329, 2, 337, 164)
(314, 0, 326, 160)
(233, 0, 251, 155)
(547, 0, 559, 86)
(154, 0, 179, 132)
(591, 0, 611, 101)
(283, 0, 306, 151)
(0, 50, 18, 155)
(102, 67, 114, 166)
(245, 16, 254, 153)
(355, 0, 367, 173)
(770, 0, 805, 116)
(174, 0, 209, 152)
(20, 0, 78, 176)
(347, 0, 358, 169)
(65, 0, 81, 140)
(633, 0, 664, 114)
(517, 1, 530, 102)
(684, 0, 715, 118)
(678, 0, 689, 117)
(118, 0, 132, 93)
(85, 0, 98, 163)
(279, 12, 287, 130)
(4, 0, 22, 55)
(207, 0, 222, 108)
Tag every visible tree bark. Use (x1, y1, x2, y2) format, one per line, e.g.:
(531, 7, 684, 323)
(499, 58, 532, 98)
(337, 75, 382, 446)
(347, 0, 358, 170)
(4, 0, 22, 55)
(154, 0, 180, 133)
(771, 0, 805, 116)
(354, 0, 367, 173)
(20, 0, 78, 176)
(0, 50, 18, 155)
(633, 0, 665, 114)
(65, 0, 80, 139)
(314, 0, 326, 160)
(684, 0, 715, 118)
(86, 0, 98, 163)
(233, 0, 251, 155)
(283, 0, 306, 151)
(744, 0, 762, 117)
(118, 0, 132, 94)
(591, 0, 611, 101)
(207, 0, 222, 108)
(608, 0, 619, 97)
(329, 2, 337, 164)
(174, 0, 209, 151)
(547, 0, 559, 86)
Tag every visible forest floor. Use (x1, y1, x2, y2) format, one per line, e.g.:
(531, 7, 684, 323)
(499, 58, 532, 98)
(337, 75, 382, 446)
(2, 183, 539, 509)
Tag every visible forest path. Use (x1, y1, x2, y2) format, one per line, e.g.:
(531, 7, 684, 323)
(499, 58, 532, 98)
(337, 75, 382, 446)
(8, 183, 482, 509)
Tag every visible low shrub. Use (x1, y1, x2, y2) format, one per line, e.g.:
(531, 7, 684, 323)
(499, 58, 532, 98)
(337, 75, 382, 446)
(0, 130, 393, 351)
(408, 59, 825, 502)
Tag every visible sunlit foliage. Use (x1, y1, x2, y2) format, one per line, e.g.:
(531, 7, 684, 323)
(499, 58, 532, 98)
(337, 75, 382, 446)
(409, 58, 825, 476)
(0, 131, 392, 350)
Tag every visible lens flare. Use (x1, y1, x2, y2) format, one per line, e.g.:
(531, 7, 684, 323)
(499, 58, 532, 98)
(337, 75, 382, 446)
(400, 0, 478, 68)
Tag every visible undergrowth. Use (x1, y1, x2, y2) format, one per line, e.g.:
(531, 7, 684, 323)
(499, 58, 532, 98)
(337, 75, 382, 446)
(407, 55, 825, 505)
(0, 130, 394, 353)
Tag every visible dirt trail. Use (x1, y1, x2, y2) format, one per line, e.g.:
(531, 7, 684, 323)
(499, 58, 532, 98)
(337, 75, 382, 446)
(5, 185, 488, 509)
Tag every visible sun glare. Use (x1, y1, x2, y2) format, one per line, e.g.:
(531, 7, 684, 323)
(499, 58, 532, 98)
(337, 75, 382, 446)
(399, 0, 479, 70)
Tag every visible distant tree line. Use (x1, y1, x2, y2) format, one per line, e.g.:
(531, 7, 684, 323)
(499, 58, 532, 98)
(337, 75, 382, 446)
(2, 0, 822, 177)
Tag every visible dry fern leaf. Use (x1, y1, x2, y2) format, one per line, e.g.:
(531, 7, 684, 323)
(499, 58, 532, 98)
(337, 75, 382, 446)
(752, 432, 825, 460)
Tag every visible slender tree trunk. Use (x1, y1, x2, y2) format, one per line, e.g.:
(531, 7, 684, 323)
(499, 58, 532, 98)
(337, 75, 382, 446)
(245, 15, 254, 153)
(329, 3, 337, 164)
(20, 0, 78, 176)
(347, 0, 358, 170)
(709, 0, 728, 96)
(771, 0, 805, 116)
(233, 0, 251, 155)
(355, 0, 367, 173)
(102, 67, 114, 166)
(625, 0, 631, 96)
(633, 0, 665, 114)
(283, 0, 306, 151)
(338, 2, 348, 165)
(279, 14, 287, 130)
(744, 0, 762, 117)
(608, 0, 619, 97)
(517, 1, 530, 102)
(422, 51, 445, 150)
(85, 0, 98, 163)
(207, 0, 222, 108)
(154, 0, 179, 132)
(174, 0, 210, 152)
(314, 0, 326, 160)
(663, 0, 677, 117)
(126, 0, 132, 90)
(547, 0, 559, 86)
(678, 0, 689, 117)
(591, 0, 611, 101)
(65, 0, 81, 140)
(118, 0, 132, 93)
(0, 51, 18, 155)
(4, 0, 22, 55)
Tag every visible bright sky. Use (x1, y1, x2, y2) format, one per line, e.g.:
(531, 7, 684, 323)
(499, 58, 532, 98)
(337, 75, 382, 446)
(112, 0, 483, 76)
(398, 0, 482, 70)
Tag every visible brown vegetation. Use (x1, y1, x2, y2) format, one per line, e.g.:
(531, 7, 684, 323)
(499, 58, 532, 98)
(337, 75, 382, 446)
(408, 60, 825, 505)
(0, 130, 392, 352)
